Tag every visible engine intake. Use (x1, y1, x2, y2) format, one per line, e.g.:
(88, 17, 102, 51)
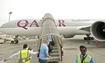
(91, 21, 105, 41)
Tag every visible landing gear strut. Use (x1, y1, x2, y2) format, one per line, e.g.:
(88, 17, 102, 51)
(84, 35, 94, 40)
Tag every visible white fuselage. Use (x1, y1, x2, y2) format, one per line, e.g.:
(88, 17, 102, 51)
(0, 19, 102, 36)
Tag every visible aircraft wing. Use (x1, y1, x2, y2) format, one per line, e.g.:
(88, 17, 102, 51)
(78, 25, 91, 32)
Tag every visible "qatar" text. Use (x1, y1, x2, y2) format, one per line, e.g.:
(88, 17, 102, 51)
(17, 20, 66, 29)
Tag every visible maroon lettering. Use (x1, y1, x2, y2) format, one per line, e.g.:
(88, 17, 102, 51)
(58, 20, 66, 27)
(30, 20, 39, 27)
(17, 20, 29, 29)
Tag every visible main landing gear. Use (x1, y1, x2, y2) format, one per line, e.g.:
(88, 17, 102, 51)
(84, 35, 94, 40)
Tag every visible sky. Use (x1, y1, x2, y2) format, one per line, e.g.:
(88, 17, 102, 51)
(0, 0, 105, 26)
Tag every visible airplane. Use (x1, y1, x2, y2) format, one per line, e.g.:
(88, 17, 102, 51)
(0, 13, 105, 41)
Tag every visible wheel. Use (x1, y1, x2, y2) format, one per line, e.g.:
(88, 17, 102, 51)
(84, 37, 87, 40)
(91, 37, 94, 40)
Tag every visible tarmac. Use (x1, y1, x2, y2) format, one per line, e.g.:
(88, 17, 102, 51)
(0, 35, 105, 63)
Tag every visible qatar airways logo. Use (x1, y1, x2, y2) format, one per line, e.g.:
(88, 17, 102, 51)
(17, 20, 66, 29)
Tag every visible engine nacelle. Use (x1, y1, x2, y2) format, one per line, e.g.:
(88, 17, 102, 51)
(90, 21, 105, 41)
(63, 35, 74, 38)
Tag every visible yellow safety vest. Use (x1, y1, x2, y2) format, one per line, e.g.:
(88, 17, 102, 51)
(19, 50, 30, 63)
(11, 39, 14, 41)
(77, 54, 92, 63)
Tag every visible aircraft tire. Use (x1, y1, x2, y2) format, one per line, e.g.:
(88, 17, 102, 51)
(84, 37, 87, 40)
(91, 37, 94, 40)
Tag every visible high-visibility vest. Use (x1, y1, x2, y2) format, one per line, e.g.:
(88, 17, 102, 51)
(77, 54, 92, 63)
(11, 39, 14, 41)
(19, 50, 30, 63)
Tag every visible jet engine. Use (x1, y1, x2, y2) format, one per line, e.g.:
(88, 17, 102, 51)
(90, 21, 105, 41)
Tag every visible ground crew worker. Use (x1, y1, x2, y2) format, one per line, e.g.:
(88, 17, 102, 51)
(10, 38, 14, 44)
(4, 44, 38, 63)
(76, 45, 95, 63)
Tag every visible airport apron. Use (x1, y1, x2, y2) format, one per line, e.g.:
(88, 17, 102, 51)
(77, 54, 92, 63)
(19, 50, 30, 63)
